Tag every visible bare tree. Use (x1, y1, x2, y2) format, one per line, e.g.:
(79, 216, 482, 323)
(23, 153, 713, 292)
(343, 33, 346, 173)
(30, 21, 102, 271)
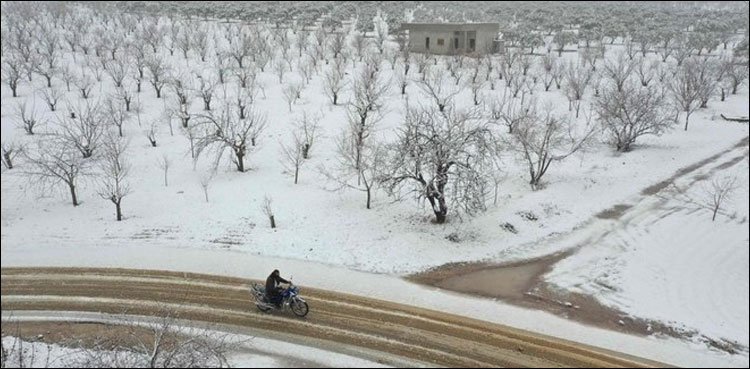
(346, 63, 390, 176)
(634, 56, 658, 87)
(381, 105, 493, 223)
(38, 86, 63, 111)
(601, 51, 635, 92)
(104, 96, 130, 137)
(280, 132, 305, 184)
(351, 32, 368, 62)
(293, 111, 321, 159)
(273, 56, 287, 84)
(596, 82, 674, 152)
(66, 309, 233, 368)
(199, 169, 215, 202)
(705, 176, 737, 221)
(329, 30, 346, 59)
(145, 120, 158, 147)
(15, 100, 44, 135)
(323, 59, 347, 105)
(74, 71, 95, 99)
(510, 104, 595, 189)
(104, 57, 129, 88)
(417, 67, 462, 112)
(1, 140, 23, 170)
(488, 89, 535, 134)
(563, 62, 592, 117)
(195, 73, 218, 111)
(146, 55, 168, 98)
(60, 64, 75, 92)
(668, 58, 703, 131)
(724, 59, 748, 95)
(59, 100, 105, 158)
(116, 83, 135, 111)
(2, 56, 24, 97)
(282, 82, 303, 112)
(98, 135, 131, 220)
(22, 138, 90, 206)
(194, 106, 266, 172)
(261, 195, 276, 228)
(157, 153, 171, 187)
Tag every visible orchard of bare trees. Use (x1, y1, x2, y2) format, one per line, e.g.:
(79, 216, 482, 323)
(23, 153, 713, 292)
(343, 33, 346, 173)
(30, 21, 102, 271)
(1, 0, 747, 227)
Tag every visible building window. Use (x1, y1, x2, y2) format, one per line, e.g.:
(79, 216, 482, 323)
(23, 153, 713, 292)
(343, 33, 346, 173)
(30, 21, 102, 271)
(437, 38, 444, 46)
(425, 37, 430, 50)
(454, 38, 459, 49)
(469, 38, 475, 51)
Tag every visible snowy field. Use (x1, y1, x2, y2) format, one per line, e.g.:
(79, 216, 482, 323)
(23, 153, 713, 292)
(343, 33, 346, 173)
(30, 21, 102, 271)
(1, 1, 749, 367)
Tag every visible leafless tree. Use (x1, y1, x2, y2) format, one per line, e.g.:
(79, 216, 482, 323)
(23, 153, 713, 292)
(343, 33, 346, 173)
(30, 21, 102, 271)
(157, 153, 171, 187)
(381, 105, 493, 223)
(146, 55, 169, 98)
(329, 30, 346, 60)
(59, 64, 75, 92)
(195, 73, 218, 111)
(15, 100, 44, 135)
(104, 57, 129, 88)
(723, 59, 748, 95)
(351, 32, 368, 62)
(194, 105, 266, 172)
(595, 82, 674, 152)
(705, 176, 738, 221)
(293, 111, 321, 159)
(2, 56, 24, 97)
(668, 57, 704, 131)
(323, 59, 347, 105)
(193, 26, 209, 62)
(59, 100, 105, 158)
(74, 71, 95, 99)
(22, 138, 90, 206)
(261, 195, 276, 228)
(66, 309, 234, 368)
(488, 89, 535, 134)
(509, 104, 595, 189)
(280, 132, 305, 184)
(199, 168, 215, 203)
(601, 51, 635, 92)
(273, 56, 287, 84)
(104, 96, 130, 137)
(417, 67, 462, 112)
(38, 86, 63, 111)
(563, 62, 592, 117)
(145, 120, 158, 147)
(116, 83, 135, 111)
(346, 63, 390, 175)
(98, 134, 131, 220)
(282, 81, 303, 112)
(634, 56, 659, 87)
(1, 140, 23, 170)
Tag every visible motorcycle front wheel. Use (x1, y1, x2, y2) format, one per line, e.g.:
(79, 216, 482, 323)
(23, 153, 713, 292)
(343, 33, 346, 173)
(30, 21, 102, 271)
(290, 299, 309, 317)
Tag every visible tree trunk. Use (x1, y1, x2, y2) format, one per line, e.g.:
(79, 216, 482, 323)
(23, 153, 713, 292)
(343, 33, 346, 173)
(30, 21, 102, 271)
(69, 183, 78, 206)
(116, 201, 122, 221)
(684, 112, 690, 131)
(269, 215, 276, 228)
(294, 166, 299, 184)
(333, 93, 338, 105)
(236, 152, 245, 172)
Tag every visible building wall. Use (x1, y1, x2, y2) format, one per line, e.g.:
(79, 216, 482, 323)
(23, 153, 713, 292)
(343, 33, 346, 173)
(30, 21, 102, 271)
(403, 23, 500, 55)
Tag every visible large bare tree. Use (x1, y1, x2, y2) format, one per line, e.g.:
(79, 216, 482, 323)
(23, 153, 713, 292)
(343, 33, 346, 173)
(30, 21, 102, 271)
(97, 135, 131, 220)
(381, 105, 493, 223)
(194, 105, 266, 172)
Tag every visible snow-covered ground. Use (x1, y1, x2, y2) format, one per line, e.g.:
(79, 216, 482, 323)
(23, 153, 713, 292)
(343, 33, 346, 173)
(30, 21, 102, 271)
(547, 144, 749, 352)
(1, 317, 389, 368)
(2, 6, 749, 367)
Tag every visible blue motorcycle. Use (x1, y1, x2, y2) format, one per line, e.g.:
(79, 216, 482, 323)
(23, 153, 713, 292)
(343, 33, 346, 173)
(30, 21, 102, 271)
(251, 281, 309, 317)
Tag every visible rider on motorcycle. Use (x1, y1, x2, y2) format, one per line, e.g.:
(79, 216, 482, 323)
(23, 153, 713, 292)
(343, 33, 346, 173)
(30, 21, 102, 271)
(265, 269, 290, 307)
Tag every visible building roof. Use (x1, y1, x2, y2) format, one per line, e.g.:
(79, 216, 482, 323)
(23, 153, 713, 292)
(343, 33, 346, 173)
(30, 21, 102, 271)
(400, 23, 500, 32)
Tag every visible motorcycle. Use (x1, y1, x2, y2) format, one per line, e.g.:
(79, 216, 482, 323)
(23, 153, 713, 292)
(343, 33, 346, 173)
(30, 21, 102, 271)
(250, 281, 309, 317)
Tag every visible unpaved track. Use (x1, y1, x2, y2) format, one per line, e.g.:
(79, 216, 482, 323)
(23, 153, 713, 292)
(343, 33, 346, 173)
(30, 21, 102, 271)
(1, 267, 666, 368)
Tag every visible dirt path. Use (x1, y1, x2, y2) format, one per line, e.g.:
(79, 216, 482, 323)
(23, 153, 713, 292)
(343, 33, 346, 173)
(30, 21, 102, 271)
(0, 267, 666, 368)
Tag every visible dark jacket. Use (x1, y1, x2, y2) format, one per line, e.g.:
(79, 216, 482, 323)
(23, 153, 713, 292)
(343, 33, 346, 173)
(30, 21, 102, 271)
(266, 272, 290, 297)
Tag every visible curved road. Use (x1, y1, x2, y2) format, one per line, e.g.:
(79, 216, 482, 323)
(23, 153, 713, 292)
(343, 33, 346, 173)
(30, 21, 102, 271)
(1, 267, 665, 368)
